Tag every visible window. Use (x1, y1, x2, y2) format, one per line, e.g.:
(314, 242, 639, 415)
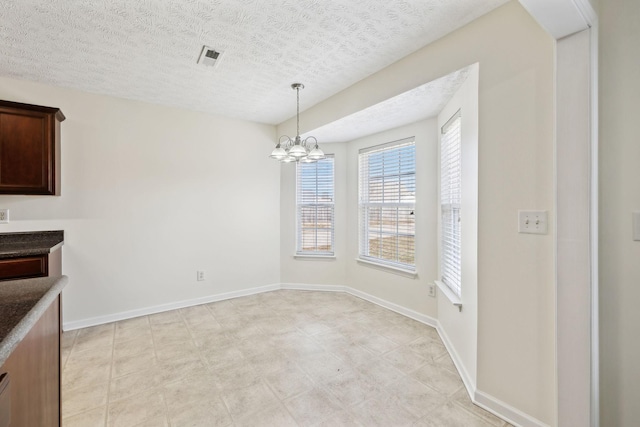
(440, 111, 462, 297)
(296, 156, 335, 255)
(358, 138, 416, 270)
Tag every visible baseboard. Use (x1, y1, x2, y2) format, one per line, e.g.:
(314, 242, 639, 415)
(346, 287, 438, 328)
(473, 390, 550, 427)
(279, 283, 438, 328)
(435, 323, 549, 427)
(62, 283, 280, 330)
(280, 283, 347, 292)
(64, 282, 437, 331)
(436, 323, 476, 396)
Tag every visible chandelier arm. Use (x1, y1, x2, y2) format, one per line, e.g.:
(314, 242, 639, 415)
(303, 136, 318, 148)
(279, 135, 292, 143)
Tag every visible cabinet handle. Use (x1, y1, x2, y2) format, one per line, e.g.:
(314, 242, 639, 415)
(0, 372, 10, 427)
(0, 372, 9, 392)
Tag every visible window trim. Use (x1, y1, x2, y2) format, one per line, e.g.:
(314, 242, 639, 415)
(293, 254, 336, 261)
(295, 155, 335, 257)
(356, 257, 418, 278)
(358, 137, 416, 272)
(435, 280, 462, 308)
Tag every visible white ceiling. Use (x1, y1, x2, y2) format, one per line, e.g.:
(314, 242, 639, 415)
(0, 0, 507, 125)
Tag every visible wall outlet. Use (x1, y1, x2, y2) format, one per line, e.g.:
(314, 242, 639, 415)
(196, 270, 205, 281)
(428, 283, 436, 297)
(518, 210, 548, 234)
(0, 209, 9, 224)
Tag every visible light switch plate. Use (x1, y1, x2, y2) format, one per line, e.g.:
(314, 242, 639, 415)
(633, 212, 640, 241)
(0, 209, 8, 224)
(518, 210, 548, 234)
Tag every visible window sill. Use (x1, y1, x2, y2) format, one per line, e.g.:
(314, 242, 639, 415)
(294, 254, 336, 261)
(435, 280, 463, 311)
(356, 258, 417, 278)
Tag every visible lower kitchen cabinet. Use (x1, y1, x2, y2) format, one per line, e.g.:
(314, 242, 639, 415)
(0, 295, 61, 426)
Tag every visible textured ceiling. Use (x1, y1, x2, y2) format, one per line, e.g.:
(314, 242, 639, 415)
(305, 67, 471, 143)
(0, 0, 506, 125)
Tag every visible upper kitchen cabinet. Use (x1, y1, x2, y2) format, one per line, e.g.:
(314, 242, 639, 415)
(0, 100, 65, 195)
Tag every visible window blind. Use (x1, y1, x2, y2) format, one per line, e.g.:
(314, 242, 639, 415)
(358, 137, 415, 270)
(440, 111, 462, 297)
(296, 156, 335, 255)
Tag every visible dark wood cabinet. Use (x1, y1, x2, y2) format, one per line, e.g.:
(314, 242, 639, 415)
(0, 255, 48, 281)
(0, 296, 61, 426)
(0, 248, 60, 282)
(0, 100, 65, 195)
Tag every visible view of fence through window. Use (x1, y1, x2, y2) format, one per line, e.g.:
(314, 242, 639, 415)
(359, 139, 416, 268)
(296, 156, 335, 254)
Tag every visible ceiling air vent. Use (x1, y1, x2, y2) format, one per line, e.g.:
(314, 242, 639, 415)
(198, 46, 223, 68)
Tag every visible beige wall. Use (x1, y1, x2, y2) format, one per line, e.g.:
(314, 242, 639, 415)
(280, 142, 348, 285)
(0, 0, 564, 423)
(344, 119, 439, 318)
(279, 1, 556, 423)
(279, 118, 439, 317)
(599, 0, 640, 424)
(437, 64, 479, 390)
(0, 77, 281, 327)
(556, 28, 593, 427)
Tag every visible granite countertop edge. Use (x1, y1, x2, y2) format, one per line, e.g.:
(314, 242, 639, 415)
(0, 241, 64, 259)
(0, 275, 68, 366)
(0, 230, 64, 259)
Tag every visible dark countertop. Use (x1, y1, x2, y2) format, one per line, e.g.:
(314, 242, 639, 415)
(0, 230, 64, 259)
(0, 275, 68, 366)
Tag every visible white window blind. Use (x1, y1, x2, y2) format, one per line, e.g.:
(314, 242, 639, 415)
(440, 111, 462, 297)
(359, 138, 415, 270)
(296, 156, 335, 255)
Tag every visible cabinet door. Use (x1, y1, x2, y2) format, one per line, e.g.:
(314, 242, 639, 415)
(0, 296, 61, 426)
(0, 109, 56, 195)
(0, 255, 48, 281)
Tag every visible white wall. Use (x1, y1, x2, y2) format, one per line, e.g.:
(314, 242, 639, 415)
(280, 142, 348, 285)
(279, 2, 556, 424)
(345, 119, 439, 318)
(0, 76, 281, 328)
(437, 64, 479, 392)
(599, 0, 640, 424)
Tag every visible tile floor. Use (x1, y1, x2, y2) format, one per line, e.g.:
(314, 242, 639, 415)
(61, 290, 513, 427)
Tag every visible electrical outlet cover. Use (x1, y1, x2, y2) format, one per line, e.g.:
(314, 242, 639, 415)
(0, 209, 8, 224)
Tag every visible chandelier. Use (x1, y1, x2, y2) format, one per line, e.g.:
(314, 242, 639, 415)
(270, 83, 325, 163)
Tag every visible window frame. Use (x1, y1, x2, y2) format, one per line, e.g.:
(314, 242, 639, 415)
(358, 137, 416, 272)
(295, 155, 335, 256)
